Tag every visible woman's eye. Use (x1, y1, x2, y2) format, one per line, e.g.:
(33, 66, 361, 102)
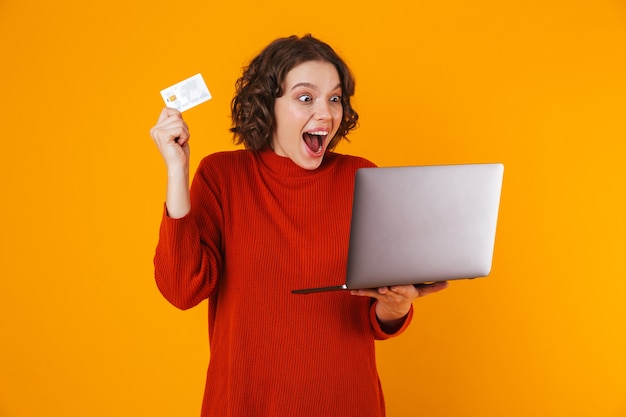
(298, 95, 312, 103)
(330, 95, 342, 103)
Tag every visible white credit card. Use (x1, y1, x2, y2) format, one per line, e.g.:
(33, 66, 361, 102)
(160, 73, 212, 112)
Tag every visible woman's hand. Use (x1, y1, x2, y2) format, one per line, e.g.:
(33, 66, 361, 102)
(149, 107, 192, 219)
(351, 281, 449, 332)
(150, 107, 191, 170)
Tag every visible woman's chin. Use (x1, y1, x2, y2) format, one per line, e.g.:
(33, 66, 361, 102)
(297, 157, 324, 170)
(297, 144, 326, 169)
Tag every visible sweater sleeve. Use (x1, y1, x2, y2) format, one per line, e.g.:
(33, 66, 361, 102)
(369, 302, 414, 340)
(153, 158, 224, 310)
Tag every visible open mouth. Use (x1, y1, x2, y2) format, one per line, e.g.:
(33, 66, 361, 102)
(303, 131, 328, 155)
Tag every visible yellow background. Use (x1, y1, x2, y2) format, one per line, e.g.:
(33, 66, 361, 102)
(1, 0, 625, 416)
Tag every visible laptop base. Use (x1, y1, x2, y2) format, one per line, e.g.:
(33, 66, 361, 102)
(291, 284, 349, 295)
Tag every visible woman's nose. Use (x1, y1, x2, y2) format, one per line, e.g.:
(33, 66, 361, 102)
(314, 100, 332, 120)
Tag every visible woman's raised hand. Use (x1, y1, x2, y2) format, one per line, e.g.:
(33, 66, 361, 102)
(149, 107, 192, 219)
(150, 107, 191, 171)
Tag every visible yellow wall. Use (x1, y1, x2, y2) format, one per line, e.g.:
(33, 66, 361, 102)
(1, 0, 624, 416)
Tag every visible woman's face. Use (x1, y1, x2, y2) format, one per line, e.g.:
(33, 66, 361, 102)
(271, 60, 343, 170)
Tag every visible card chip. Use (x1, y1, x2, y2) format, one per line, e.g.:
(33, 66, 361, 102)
(168, 95, 177, 102)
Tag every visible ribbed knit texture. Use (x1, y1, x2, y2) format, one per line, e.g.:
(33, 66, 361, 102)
(155, 149, 414, 417)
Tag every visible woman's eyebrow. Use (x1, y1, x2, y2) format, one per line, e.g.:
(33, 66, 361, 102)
(290, 82, 342, 91)
(290, 82, 315, 91)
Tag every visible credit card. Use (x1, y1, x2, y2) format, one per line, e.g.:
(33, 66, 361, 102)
(160, 73, 212, 112)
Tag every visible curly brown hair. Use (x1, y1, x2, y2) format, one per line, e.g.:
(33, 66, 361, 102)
(230, 34, 359, 151)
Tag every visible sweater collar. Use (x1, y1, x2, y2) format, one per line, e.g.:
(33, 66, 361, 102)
(256, 148, 335, 178)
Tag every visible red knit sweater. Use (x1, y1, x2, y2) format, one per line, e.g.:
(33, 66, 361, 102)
(154, 149, 414, 417)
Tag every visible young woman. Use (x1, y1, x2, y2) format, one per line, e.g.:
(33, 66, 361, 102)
(150, 34, 447, 417)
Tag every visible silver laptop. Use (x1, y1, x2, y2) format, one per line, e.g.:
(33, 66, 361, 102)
(292, 163, 504, 294)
